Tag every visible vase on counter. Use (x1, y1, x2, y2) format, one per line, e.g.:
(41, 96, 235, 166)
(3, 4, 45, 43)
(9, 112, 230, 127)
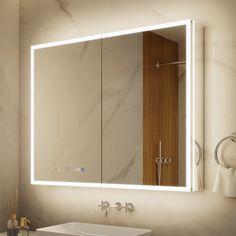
(7, 213, 19, 236)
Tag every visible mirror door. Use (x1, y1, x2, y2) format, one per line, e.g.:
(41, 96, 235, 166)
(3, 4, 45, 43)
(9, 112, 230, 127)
(33, 38, 102, 183)
(102, 25, 187, 187)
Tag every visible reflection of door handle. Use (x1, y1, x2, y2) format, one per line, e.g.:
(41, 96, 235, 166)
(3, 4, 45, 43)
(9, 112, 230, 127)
(155, 141, 172, 185)
(155, 141, 162, 185)
(156, 157, 171, 164)
(158, 141, 162, 186)
(155, 141, 172, 165)
(164, 157, 171, 164)
(155, 141, 163, 164)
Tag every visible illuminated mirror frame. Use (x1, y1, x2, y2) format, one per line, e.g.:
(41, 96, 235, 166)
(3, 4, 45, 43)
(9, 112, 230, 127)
(31, 19, 196, 192)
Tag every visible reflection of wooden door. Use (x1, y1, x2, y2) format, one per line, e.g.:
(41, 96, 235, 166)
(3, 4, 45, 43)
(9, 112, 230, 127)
(143, 32, 178, 186)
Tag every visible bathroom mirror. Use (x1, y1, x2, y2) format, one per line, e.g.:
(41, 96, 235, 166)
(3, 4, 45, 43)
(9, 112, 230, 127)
(31, 20, 203, 191)
(32, 36, 102, 183)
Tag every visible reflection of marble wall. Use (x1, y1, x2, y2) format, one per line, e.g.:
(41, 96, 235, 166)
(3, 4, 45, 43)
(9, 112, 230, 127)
(34, 41, 101, 183)
(102, 34, 143, 184)
(20, 1, 236, 236)
(0, 0, 19, 230)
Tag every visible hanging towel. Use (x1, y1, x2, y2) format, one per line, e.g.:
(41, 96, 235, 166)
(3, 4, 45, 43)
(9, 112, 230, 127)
(192, 161, 203, 191)
(213, 164, 236, 197)
(195, 164, 203, 191)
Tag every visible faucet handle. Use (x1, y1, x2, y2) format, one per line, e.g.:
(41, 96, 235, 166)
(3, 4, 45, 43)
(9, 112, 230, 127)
(115, 202, 122, 211)
(98, 201, 110, 211)
(125, 202, 134, 212)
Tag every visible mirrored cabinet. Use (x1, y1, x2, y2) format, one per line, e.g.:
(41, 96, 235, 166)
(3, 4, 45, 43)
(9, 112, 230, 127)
(33, 38, 102, 183)
(31, 20, 203, 191)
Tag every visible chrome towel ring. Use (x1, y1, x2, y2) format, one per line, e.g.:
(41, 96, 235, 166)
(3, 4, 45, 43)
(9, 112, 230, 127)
(214, 133, 236, 165)
(195, 140, 202, 166)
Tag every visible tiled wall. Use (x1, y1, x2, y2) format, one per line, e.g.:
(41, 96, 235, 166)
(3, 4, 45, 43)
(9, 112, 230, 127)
(20, 0, 236, 236)
(0, 0, 19, 231)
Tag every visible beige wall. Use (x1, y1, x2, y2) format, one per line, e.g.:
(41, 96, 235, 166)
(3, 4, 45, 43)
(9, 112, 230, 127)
(20, 0, 236, 236)
(0, 0, 19, 231)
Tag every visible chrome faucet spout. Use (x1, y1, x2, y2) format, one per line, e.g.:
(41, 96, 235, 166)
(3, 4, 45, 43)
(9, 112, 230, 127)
(104, 202, 122, 219)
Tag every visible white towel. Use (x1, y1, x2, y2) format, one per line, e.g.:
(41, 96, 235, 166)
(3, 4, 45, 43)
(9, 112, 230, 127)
(192, 163, 203, 191)
(213, 164, 236, 197)
(196, 165, 203, 191)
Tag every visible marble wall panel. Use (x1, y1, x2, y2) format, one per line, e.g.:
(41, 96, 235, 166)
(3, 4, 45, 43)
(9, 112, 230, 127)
(102, 33, 143, 184)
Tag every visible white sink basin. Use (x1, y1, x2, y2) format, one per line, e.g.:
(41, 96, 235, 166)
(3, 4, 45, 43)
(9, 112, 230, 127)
(37, 222, 152, 236)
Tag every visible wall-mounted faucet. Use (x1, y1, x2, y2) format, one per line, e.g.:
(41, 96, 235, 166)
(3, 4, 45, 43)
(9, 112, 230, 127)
(98, 201, 134, 218)
(98, 201, 110, 211)
(124, 202, 135, 213)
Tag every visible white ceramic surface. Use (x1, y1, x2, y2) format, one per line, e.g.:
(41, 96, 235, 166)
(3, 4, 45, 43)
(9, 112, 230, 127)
(37, 222, 151, 236)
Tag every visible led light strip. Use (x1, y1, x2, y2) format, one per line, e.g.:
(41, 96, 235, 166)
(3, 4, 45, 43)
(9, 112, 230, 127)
(30, 46, 35, 185)
(191, 21, 196, 191)
(31, 34, 102, 50)
(185, 20, 193, 192)
(31, 19, 194, 192)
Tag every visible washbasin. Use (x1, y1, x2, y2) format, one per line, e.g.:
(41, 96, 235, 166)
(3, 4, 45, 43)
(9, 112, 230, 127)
(37, 222, 152, 236)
